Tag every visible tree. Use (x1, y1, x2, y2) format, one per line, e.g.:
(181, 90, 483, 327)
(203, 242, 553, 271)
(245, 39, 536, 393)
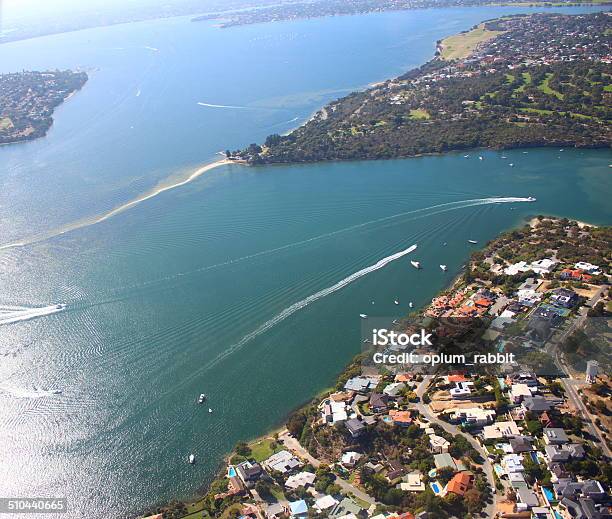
(235, 441, 251, 457)
(464, 488, 483, 514)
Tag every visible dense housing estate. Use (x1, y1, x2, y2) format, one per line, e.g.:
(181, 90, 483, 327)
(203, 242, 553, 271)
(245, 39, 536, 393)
(0, 70, 87, 144)
(147, 217, 611, 519)
(233, 13, 611, 164)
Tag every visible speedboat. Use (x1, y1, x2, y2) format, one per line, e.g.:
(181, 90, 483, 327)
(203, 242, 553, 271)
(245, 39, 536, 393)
(409, 302, 414, 308)
(509, 163, 514, 167)
(394, 300, 399, 305)
(443, 242, 447, 246)
(359, 313, 368, 319)
(478, 156, 483, 160)
(440, 265, 447, 271)
(501, 155, 507, 159)
(468, 240, 478, 244)
(526, 196, 536, 202)
(198, 393, 206, 404)
(463, 155, 469, 158)
(392, 319, 398, 324)
(208, 408, 213, 413)
(188, 454, 195, 464)
(410, 260, 421, 269)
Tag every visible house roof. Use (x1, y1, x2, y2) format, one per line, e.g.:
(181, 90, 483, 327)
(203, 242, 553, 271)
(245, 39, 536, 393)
(447, 472, 473, 496)
(433, 453, 456, 470)
(289, 500, 308, 515)
(389, 409, 412, 424)
(517, 488, 540, 507)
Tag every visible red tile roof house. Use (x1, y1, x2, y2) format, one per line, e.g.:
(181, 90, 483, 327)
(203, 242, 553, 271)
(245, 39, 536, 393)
(446, 471, 474, 497)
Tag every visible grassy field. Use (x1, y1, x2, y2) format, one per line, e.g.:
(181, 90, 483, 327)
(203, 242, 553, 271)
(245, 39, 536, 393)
(249, 437, 283, 462)
(409, 108, 431, 120)
(440, 24, 504, 60)
(0, 117, 13, 131)
(514, 72, 532, 94)
(538, 73, 564, 99)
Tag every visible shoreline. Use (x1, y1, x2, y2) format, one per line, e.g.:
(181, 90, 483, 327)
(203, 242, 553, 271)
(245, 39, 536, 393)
(0, 158, 236, 252)
(155, 212, 605, 518)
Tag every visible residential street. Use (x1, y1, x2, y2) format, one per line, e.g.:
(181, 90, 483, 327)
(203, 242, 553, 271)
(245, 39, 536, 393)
(413, 376, 499, 518)
(278, 429, 379, 506)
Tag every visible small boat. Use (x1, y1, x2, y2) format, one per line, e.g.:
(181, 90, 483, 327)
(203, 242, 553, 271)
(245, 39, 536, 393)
(188, 454, 195, 464)
(526, 196, 536, 202)
(523, 151, 528, 154)
(198, 394, 206, 404)
(440, 265, 447, 271)
(501, 155, 507, 159)
(463, 154, 469, 158)
(208, 408, 213, 413)
(442, 242, 447, 246)
(410, 260, 421, 269)
(392, 319, 398, 324)
(478, 156, 483, 161)
(559, 149, 564, 152)
(371, 301, 375, 305)
(394, 300, 399, 305)
(409, 302, 414, 308)
(468, 240, 478, 244)
(362, 339, 370, 344)
(359, 313, 368, 319)
(509, 163, 514, 167)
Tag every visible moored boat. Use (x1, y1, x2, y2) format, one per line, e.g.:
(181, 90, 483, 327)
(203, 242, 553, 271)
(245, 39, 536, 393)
(410, 260, 421, 269)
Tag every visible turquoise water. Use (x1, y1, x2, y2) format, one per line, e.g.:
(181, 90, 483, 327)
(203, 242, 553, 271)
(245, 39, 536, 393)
(0, 7, 610, 519)
(543, 487, 555, 502)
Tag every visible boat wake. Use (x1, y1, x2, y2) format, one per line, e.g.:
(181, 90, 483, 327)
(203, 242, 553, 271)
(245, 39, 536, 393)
(197, 102, 248, 109)
(203, 244, 418, 370)
(0, 384, 62, 399)
(0, 304, 66, 326)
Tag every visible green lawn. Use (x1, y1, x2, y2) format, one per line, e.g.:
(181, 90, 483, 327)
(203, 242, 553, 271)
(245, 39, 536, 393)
(0, 117, 13, 131)
(409, 108, 431, 120)
(514, 72, 532, 94)
(538, 73, 564, 99)
(249, 437, 282, 462)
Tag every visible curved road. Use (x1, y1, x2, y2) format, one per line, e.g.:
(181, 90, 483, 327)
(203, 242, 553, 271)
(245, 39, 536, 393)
(412, 375, 499, 518)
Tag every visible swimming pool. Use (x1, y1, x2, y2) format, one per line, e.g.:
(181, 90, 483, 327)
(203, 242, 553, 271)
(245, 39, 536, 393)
(430, 481, 443, 495)
(542, 487, 555, 503)
(227, 466, 237, 478)
(428, 469, 437, 478)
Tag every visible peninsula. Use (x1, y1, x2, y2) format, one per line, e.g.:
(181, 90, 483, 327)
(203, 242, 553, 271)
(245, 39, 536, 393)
(231, 13, 611, 164)
(146, 217, 611, 519)
(0, 70, 88, 145)
(193, 0, 612, 28)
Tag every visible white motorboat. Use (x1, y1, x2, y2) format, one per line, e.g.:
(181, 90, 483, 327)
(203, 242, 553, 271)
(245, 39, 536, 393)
(468, 240, 478, 244)
(509, 163, 514, 167)
(409, 302, 414, 308)
(440, 265, 447, 271)
(478, 156, 483, 160)
(198, 393, 206, 404)
(527, 196, 536, 202)
(188, 454, 195, 464)
(359, 313, 368, 319)
(208, 408, 213, 413)
(394, 300, 399, 305)
(410, 260, 421, 269)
